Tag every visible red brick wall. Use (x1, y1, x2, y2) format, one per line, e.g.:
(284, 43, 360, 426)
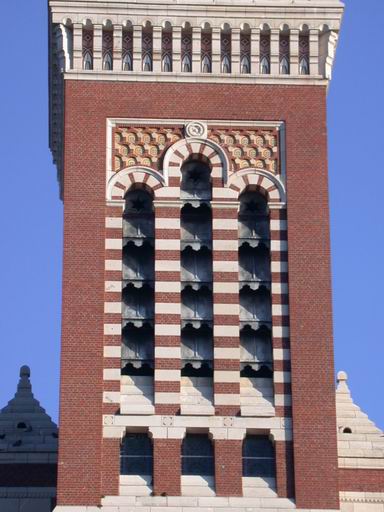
(214, 440, 242, 496)
(275, 441, 295, 498)
(58, 80, 337, 508)
(153, 439, 182, 496)
(339, 468, 384, 493)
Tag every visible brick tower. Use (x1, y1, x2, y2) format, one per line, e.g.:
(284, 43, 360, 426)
(47, 1, 368, 511)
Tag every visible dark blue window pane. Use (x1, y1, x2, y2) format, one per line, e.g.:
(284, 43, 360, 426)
(182, 435, 214, 476)
(242, 436, 275, 478)
(120, 434, 153, 475)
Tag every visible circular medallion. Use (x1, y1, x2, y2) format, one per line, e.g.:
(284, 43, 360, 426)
(185, 121, 208, 139)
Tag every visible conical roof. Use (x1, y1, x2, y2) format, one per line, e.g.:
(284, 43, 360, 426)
(0, 366, 58, 463)
(336, 371, 384, 469)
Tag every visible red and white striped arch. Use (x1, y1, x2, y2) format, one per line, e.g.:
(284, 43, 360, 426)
(107, 166, 165, 201)
(163, 137, 231, 185)
(228, 168, 286, 205)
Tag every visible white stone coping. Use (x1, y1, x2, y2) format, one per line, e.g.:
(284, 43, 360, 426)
(63, 70, 327, 87)
(340, 492, 384, 504)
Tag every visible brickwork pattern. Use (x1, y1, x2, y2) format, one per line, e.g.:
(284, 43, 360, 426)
(58, 80, 338, 509)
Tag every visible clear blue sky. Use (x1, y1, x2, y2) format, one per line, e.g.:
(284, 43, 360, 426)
(0, 0, 383, 428)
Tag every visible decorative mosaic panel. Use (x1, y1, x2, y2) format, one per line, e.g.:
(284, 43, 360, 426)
(113, 126, 280, 175)
(209, 129, 279, 174)
(114, 128, 183, 171)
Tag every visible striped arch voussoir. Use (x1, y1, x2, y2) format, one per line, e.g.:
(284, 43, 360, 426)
(163, 138, 230, 183)
(107, 166, 165, 201)
(228, 169, 286, 205)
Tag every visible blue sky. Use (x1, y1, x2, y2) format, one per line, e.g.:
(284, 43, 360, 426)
(0, 0, 383, 428)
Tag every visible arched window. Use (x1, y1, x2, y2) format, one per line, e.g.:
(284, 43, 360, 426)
(162, 30, 172, 72)
(202, 55, 211, 73)
(242, 436, 275, 478)
(122, 188, 154, 376)
(102, 30, 113, 70)
(241, 55, 250, 74)
(181, 28, 192, 72)
(162, 54, 172, 72)
(142, 25, 153, 71)
(221, 30, 231, 73)
(240, 31, 251, 74)
(143, 54, 152, 71)
(122, 28, 133, 71)
(82, 28, 93, 70)
(201, 31, 212, 73)
(260, 33, 270, 74)
(103, 52, 113, 70)
(121, 433, 153, 476)
(221, 55, 231, 73)
(279, 34, 290, 75)
(180, 158, 212, 201)
(182, 434, 214, 476)
(123, 53, 133, 71)
(83, 50, 93, 70)
(182, 54, 192, 72)
(299, 33, 310, 75)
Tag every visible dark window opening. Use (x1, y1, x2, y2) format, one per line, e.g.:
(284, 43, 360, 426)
(181, 323, 213, 377)
(182, 434, 214, 476)
(239, 285, 272, 324)
(122, 322, 154, 375)
(242, 435, 275, 478)
(181, 285, 213, 321)
(240, 325, 272, 378)
(181, 203, 212, 248)
(181, 158, 212, 201)
(121, 433, 153, 476)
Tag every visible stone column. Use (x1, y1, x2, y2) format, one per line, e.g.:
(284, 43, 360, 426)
(133, 25, 142, 72)
(173, 27, 182, 73)
(192, 27, 201, 73)
(212, 28, 221, 74)
(232, 29, 240, 74)
(153, 26, 162, 72)
(113, 25, 123, 71)
(250, 28, 260, 74)
(289, 29, 299, 76)
(309, 29, 320, 75)
(73, 23, 83, 70)
(93, 24, 103, 71)
(270, 29, 280, 75)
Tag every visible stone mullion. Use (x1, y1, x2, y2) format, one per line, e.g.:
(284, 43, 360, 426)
(152, 26, 162, 73)
(173, 26, 182, 72)
(73, 23, 83, 70)
(154, 203, 181, 415)
(211, 28, 221, 74)
(232, 29, 240, 74)
(270, 29, 280, 75)
(113, 24, 123, 71)
(212, 203, 240, 416)
(93, 24, 103, 71)
(309, 29, 320, 75)
(133, 25, 142, 72)
(250, 28, 260, 74)
(289, 29, 300, 76)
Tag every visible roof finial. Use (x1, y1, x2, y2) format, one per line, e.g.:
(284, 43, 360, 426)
(20, 366, 31, 378)
(337, 370, 348, 383)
